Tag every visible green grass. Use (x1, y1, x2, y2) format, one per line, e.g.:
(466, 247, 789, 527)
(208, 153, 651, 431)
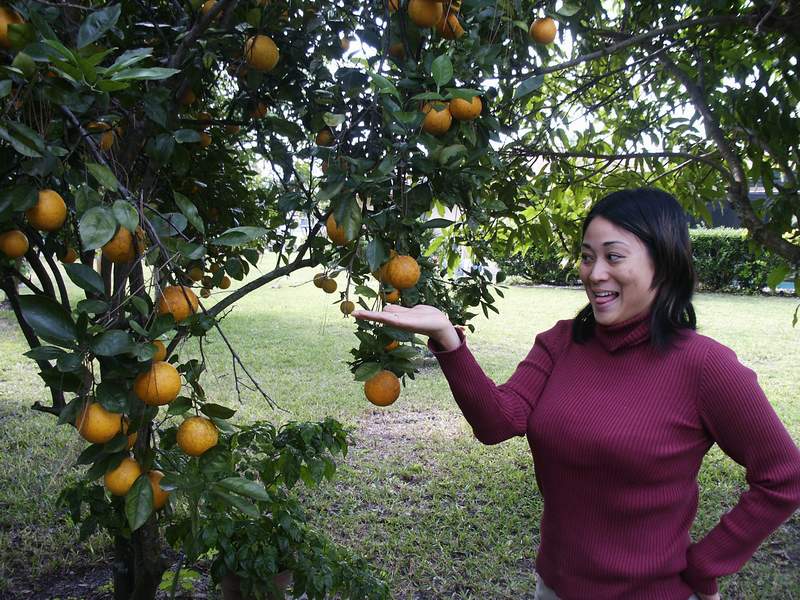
(1, 270, 798, 598)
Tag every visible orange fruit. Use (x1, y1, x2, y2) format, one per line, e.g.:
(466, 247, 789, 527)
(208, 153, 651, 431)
(196, 111, 212, 126)
(122, 418, 137, 449)
(87, 121, 111, 132)
(385, 340, 400, 352)
(102, 227, 140, 263)
(198, 132, 212, 147)
(422, 102, 452, 136)
(381, 288, 400, 303)
(62, 246, 78, 263)
(0, 7, 23, 49)
(225, 124, 241, 134)
(201, 0, 219, 17)
(364, 370, 401, 407)
(250, 102, 268, 119)
(179, 88, 197, 106)
(529, 17, 557, 44)
(148, 470, 170, 510)
(437, 12, 464, 39)
(133, 361, 181, 406)
(0, 230, 29, 258)
(326, 214, 348, 245)
(386, 255, 421, 289)
(152, 340, 167, 362)
(340, 37, 350, 51)
(99, 130, 115, 151)
(387, 0, 399, 12)
(321, 278, 337, 293)
(388, 42, 405, 60)
(313, 272, 327, 288)
(177, 416, 219, 456)
(158, 285, 199, 322)
(408, 0, 442, 27)
(340, 300, 355, 315)
(27, 189, 67, 231)
(316, 128, 334, 146)
(104, 457, 142, 496)
(449, 95, 482, 120)
(75, 402, 122, 444)
(244, 35, 280, 71)
(188, 266, 204, 281)
(200, 287, 211, 299)
(219, 275, 231, 289)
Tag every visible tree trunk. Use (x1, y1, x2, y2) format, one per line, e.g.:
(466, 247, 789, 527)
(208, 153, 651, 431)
(130, 517, 169, 600)
(112, 535, 135, 600)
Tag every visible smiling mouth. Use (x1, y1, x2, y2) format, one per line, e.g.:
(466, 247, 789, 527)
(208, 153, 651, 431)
(592, 291, 619, 306)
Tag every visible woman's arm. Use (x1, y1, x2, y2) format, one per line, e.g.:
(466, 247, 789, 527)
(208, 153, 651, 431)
(680, 341, 800, 596)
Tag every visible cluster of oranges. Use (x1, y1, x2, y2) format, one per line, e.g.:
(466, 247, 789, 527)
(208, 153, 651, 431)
(186, 261, 231, 298)
(421, 94, 482, 136)
(73, 284, 220, 503)
(0, 189, 71, 260)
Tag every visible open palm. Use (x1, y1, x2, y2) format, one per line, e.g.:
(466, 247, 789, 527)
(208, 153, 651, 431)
(351, 304, 452, 338)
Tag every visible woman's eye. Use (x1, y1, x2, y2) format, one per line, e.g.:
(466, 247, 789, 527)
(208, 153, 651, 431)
(607, 253, 622, 261)
(580, 254, 593, 263)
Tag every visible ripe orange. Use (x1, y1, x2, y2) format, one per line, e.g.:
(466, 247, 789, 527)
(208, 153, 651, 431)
(388, 42, 405, 60)
(134, 361, 181, 406)
(104, 457, 142, 496)
(27, 189, 67, 231)
(340, 300, 355, 315)
(218, 275, 231, 289)
(381, 288, 400, 303)
(316, 128, 334, 146)
(158, 285, 199, 322)
(196, 111, 212, 126)
(0, 7, 22, 49)
(201, 0, 219, 18)
(422, 102, 452, 136)
(200, 287, 211, 299)
(529, 17, 557, 44)
(408, 0, 442, 27)
(449, 95, 482, 120)
(384, 340, 400, 352)
(188, 266, 204, 282)
(0, 230, 29, 258)
(148, 470, 170, 510)
(364, 370, 401, 407)
(99, 130, 115, 151)
(152, 340, 167, 362)
(177, 416, 219, 456)
(386, 255, 421, 289)
(326, 214, 348, 245)
(198, 132, 212, 147)
(87, 121, 111, 132)
(244, 35, 280, 71)
(250, 102, 268, 119)
(75, 402, 122, 444)
(321, 278, 337, 293)
(122, 418, 137, 449)
(340, 37, 350, 51)
(102, 227, 139, 263)
(437, 13, 464, 39)
(62, 246, 78, 263)
(313, 272, 327, 288)
(225, 124, 241, 134)
(179, 88, 196, 106)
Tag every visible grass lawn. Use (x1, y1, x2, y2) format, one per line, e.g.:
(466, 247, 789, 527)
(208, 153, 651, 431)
(1, 268, 798, 599)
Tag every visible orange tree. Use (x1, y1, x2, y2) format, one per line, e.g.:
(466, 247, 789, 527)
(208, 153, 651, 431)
(1, 0, 799, 598)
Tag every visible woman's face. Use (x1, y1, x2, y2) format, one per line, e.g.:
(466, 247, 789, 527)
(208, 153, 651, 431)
(579, 216, 657, 326)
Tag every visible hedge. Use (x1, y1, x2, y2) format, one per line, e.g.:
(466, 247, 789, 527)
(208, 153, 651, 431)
(496, 228, 790, 293)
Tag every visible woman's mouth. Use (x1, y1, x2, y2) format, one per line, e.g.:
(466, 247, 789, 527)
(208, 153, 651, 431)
(592, 290, 619, 308)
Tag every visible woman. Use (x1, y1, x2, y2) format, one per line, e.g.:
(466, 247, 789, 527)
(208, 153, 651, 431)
(352, 188, 800, 600)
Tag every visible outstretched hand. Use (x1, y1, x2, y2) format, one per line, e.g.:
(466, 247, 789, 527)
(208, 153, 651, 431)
(351, 304, 460, 350)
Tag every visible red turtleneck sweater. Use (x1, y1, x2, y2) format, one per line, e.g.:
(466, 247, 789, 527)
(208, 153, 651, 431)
(429, 312, 800, 599)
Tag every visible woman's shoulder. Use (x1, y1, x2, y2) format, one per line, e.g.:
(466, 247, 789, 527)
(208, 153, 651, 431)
(670, 328, 742, 368)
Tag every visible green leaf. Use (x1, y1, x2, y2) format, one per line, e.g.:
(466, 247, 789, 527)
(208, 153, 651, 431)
(173, 129, 202, 144)
(76, 299, 109, 314)
(24, 346, 67, 361)
(173, 192, 205, 234)
(0, 80, 12, 98)
(64, 263, 106, 296)
(422, 218, 454, 229)
(767, 264, 790, 289)
(77, 4, 122, 48)
(167, 396, 193, 415)
(354, 285, 377, 298)
(96, 381, 130, 413)
(514, 75, 544, 100)
(112, 200, 139, 233)
(110, 67, 180, 81)
(125, 475, 154, 531)
(103, 48, 153, 75)
(210, 489, 260, 518)
(87, 163, 119, 191)
(322, 112, 346, 128)
(353, 362, 382, 382)
(91, 330, 133, 356)
(217, 477, 270, 501)
(556, 1, 581, 17)
(79, 206, 117, 250)
(368, 71, 401, 100)
(366, 239, 389, 272)
(431, 55, 453, 89)
(76, 443, 105, 466)
(445, 88, 483, 101)
(0, 126, 43, 158)
(18, 295, 77, 347)
(211, 227, 268, 247)
(200, 403, 236, 419)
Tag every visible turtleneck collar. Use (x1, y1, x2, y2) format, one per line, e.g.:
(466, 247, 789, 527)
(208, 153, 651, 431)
(594, 309, 651, 353)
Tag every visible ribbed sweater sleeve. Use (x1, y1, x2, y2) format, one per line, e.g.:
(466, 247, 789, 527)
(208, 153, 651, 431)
(428, 320, 568, 445)
(681, 341, 800, 595)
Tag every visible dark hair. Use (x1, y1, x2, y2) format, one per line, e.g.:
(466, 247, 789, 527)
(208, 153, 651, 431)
(572, 188, 696, 350)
